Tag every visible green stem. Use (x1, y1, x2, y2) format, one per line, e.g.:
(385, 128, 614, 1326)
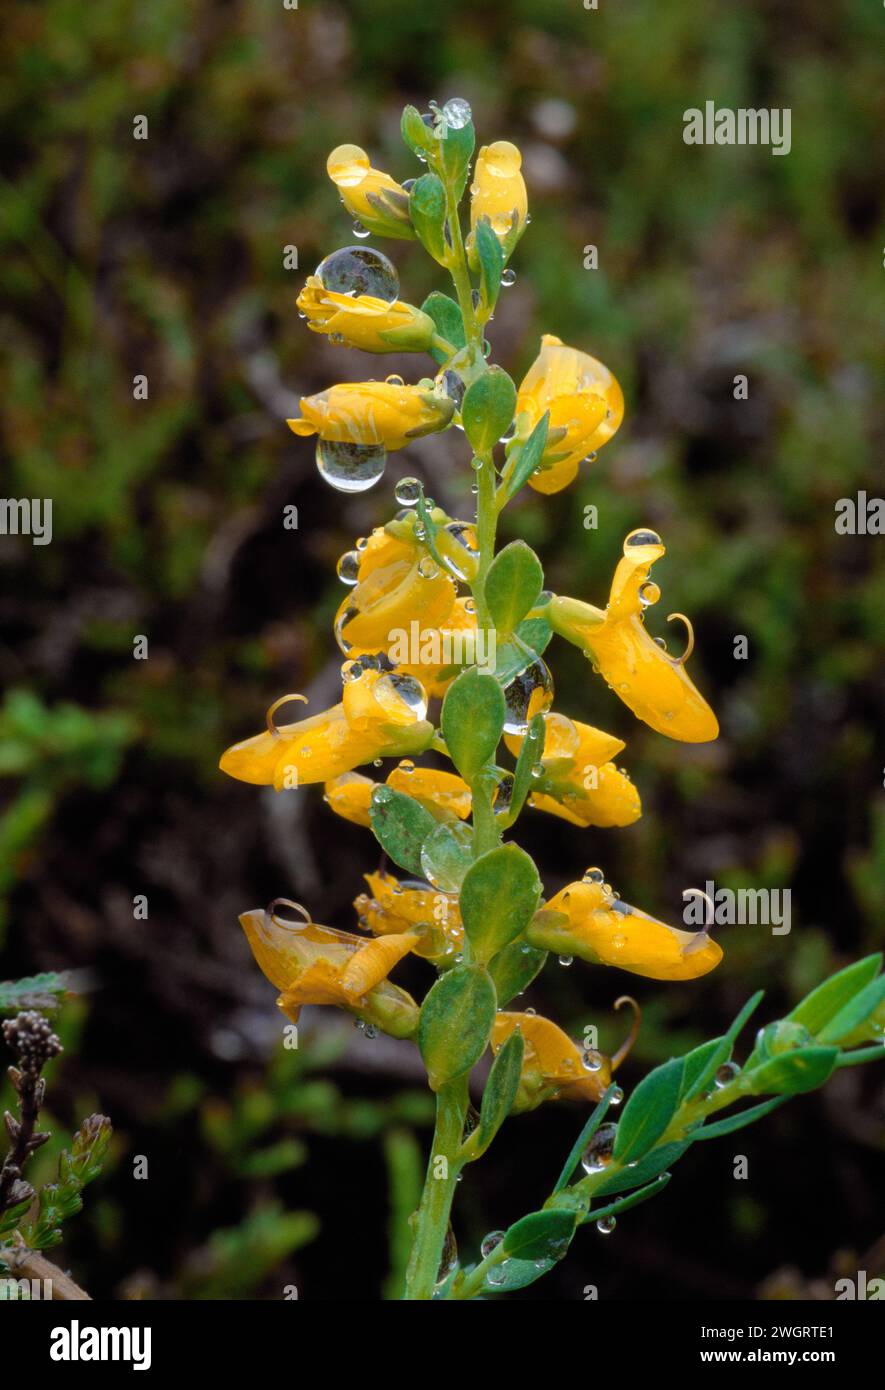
(402, 1075, 470, 1300)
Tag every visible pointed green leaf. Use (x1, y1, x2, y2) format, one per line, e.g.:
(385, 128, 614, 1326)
(470, 1029, 524, 1158)
(409, 174, 448, 264)
(613, 1056, 685, 1164)
(592, 1140, 691, 1197)
(475, 217, 504, 315)
(504, 712, 546, 828)
(747, 1045, 839, 1095)
(818, 975, 885, 1044)
(460, 843, 541, 963)
(789, 955, 882, 1035)
(421, 291, 466, 365)
(441, 668, 504, 782)
(694, 1096, 788, 1140)
(502, 1207, 577, 1262)
(502, 411, 550, 500)
(485, 541, 544, 637)
(487, 937, 547, 1006)
(461, 367, 517, 456)
(418, 964, 496, 1091)
(368, 787, 436, 876)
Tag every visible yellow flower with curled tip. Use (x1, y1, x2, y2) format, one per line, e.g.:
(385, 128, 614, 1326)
(492, 1012, 614, 1112)
(240, 899, 418, 1038)
(325, 762, 471, 829)
(296, 276, 437, 354)
(334, 528, 457, 654)
(288, 382, 454, 452)
(515, 335, 624, 495)
(505, 711, 641, 829)
(219, 666, 433, 790)
(548, 529, 719, 743)
(355, 871, 464, 963)
(467, 141, 528, 260)
(326, 144, 415, 240)
(527, 876, 723, 981)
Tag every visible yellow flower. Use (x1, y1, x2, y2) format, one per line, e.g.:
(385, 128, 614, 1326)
(548, 529, 719, 742)
(288, 382, 454, 452)
(515, 335, 624, 494)
(491, 1012, 613, 1112)
(325, 762, 472, 828)
(219, 666, 433, 790)
(240, 899, 418, 1037)
(505, 711, 641, 828)
(296, 276, 436, 354)
(467, 141, 528, 260)
(527, 877, 723, 981)
(334, 528, 457, 654)
(355, 870, 464, 963)
(326, 144, 414, 240)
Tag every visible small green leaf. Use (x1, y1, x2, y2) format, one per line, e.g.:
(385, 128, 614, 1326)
(435, 117, 475, 198)
(418, 965, 496, 1090)
(420, 820, 473, 892)
(504, 712, 545, 828)
(421, 291, 466, 365)
(502, 412, 550, 500)
(681, 1037, 729, 1101)
(471, 1030, 524, 1158)
(461, 367, 517, 456)
(502, 1208, 577, 1262)
(475, 217, 504, 315)
(818, 975, 885, 1044)
(478, 1254, 554, 1292)
(592, 1140, 690, 1197)
(441, 669, 504, 783)
(486, 937, 547, 1006)
(369, 787, 437, 876)
(485, 541, 544, 637)
(747, 1045, 839, 1095)
(460, 844, 541, 964)
(613, 1057, 685, 1164)
(789, 954, 882, 1035)
(694, 1097, 788, 1140)
(581, 1173, 672, 1226)
(409, 174, 448, 264)
(401, 105, 434, 158)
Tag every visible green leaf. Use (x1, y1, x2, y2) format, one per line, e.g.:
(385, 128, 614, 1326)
(459, 844, 541, 964)
(502, 1208, 577, 1262)
(554, 1086, 616, 1192)
(461, 367, 517, 456)
(420, 820, 473, 893)
(470, 1030, 524, 1158)
(418, 965, 496, 1090)
(613, 1057, 685, 1164)
(748, 1045, 839, 1095)
(514, 615, 553, 657)
(789, 954, 882, 1035)
(477, 1254, 555, 1292)
(441, 668, 504, 783)
(592, 1140, 691, 1197)
(502, 411, 550, 500)
(818, 975, 885, 1044)
(485, 541, 544, 637)
(475, 217, 505, 315)
(581, 1173, 672, 1226)
(486, 938, 547, 1007)
(504, 712, 546, 827)
(694, 1097, 788, 1140)
(436, 116, 475, 198)
(409, 174, 448, 264)
(368, 787, 437, 876)
(421, 291, 466, 365)
(401, 105, 434, 158)
(681, 1037, 729, 1101)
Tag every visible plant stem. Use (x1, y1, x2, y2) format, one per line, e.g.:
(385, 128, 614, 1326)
(402, 1075, 469, 1300)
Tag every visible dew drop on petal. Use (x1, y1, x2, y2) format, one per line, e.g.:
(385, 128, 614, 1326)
(316, 440, 387, 493)
(336, 550, 361, 585)
(316, 245, 399, 301)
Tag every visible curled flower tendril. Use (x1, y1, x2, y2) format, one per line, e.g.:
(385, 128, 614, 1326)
(611, 994, 641, 1070)
(666, 612, 695, 666)
(267, 898, 314, 927)
(265, 693, 309, 735)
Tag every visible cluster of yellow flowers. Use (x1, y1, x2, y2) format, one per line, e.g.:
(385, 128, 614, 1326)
(220, 104, 721, 1123)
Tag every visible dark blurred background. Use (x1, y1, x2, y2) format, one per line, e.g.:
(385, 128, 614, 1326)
(1, 0, 883, 1300)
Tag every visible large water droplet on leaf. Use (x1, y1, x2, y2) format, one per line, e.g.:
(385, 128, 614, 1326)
(502, 658, 554, 735)
(315, 245, 400, 302)
(316, 440, 387, 493)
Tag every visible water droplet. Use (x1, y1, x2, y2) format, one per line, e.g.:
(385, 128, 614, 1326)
(316, 440, 387, 493)
(442, 522, 479, 579)
(580, 1122, 618, 1174)
(480, 1230, 506, 1259)
(442, 97, 472, 129)
(582, 867, 605, 885)
(436, 368, 465, 408)
(435, 1223, 459, 1287)
(379, 671, 428, 721)
(609, 1085, 624, 1106)
(502, 658, 554, 735)
(352, 221, 371, 239)
(394, 476, 422, 507)
(486, 1261, 508, 1286)
(372, 785, 394, 805)
(364, 1023, 377, 1039)
(500, 267, 516, 287)
(715, 1061, 740, 1088)
(418, 555, 440, 579)
(385, 373, 405, 387)
(638, 580, 661, 608)
(336, 549, 360, 584)
(624, 527, 662, 550)
(582, 1050, 603, 1073)
(558, 954, 574, 968)
(316, 245, 400, 301)
(596, 1215, 616, 1235)
(654, 636, 668, 652)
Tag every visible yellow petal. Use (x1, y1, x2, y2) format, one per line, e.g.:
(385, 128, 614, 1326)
(324, 771, 375, 827)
